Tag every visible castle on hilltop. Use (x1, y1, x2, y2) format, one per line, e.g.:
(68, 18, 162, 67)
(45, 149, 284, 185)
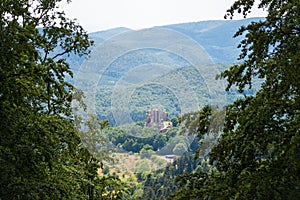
(145, 108, 172, 132)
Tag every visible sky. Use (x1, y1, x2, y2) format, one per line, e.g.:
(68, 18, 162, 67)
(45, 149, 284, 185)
(61, 0, 267, 33)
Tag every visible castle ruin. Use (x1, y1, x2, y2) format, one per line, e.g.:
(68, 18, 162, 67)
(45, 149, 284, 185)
(145, 108, 172, 132)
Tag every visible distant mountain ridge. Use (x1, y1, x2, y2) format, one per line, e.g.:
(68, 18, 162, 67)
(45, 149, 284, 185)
(160, 17, 263, 63)
(72, 18, 263, 125)
(69, 17, 264, 73)
(89, 27, 132, 42)
(86, 17, 263, 63)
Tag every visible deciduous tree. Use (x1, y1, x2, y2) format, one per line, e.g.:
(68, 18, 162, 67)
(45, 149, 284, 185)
(171, 0, 300, 199)
(0, 0, 94, 199)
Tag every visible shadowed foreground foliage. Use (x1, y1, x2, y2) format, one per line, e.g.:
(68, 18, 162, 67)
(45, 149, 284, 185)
(0, 0, 129, 199)
(169, 0, 300, 199)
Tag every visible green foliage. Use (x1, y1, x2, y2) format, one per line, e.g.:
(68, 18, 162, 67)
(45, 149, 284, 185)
(96, 66, 225, 125)
(0, 0, 131, 199)
(177, 106, 224, 158)
(140, 153, 199, 200)
(97, 175, 131, 200)
(104, 124, 178, 153)
(103, 165, 110, 175)
(140, 145, 154, 159)
(0, 0, 91, 198)
(173, 143, 188, 156)
(171, 0, 300, 199)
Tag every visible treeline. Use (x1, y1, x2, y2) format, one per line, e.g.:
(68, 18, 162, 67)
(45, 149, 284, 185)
(2, 0, 299, 199)
(139, 153, 199, 200)
(0, 1, 130, 199)
(165, 0, 300, 199)
(104, 125, 177, 153)
(134, 0, 300, 198)
(135, 107, 221, 199)
(95, 64, 259, 126)
(104, 121, 200, 156)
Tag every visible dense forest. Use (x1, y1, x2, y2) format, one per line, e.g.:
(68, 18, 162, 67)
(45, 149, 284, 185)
(1, 0, 299, 199)
(95, 65, 257, 126)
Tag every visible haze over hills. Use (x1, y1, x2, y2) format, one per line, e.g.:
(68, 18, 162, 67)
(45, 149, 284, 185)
(70, 17, 263, 72)
(72, 18, 263, 125)
(89, 27, 132, 42)
(93, 18, 263, 60)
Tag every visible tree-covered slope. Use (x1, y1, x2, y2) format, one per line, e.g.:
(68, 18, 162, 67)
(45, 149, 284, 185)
(68, 17, 264, 75)
(162, 17, 264, 63)
(70, 18, 263, 126)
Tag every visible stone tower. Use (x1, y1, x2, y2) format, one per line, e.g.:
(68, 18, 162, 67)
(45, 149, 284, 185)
(145, 108, 168, 128)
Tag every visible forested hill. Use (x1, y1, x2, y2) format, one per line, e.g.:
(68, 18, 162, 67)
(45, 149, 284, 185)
(68, 18, 264, 72)
(160, 18, 262, 63)
(89, 18, 263, 64)
(70, 18, 264, 126)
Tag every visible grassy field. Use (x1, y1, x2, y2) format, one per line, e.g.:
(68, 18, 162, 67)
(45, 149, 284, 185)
(99, 152, 169, 181)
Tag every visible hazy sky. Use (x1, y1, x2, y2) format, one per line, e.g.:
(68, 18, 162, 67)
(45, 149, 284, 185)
(61, 0, 266, 32)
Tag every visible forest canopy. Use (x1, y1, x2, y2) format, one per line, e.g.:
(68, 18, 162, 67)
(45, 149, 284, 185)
(0, 0, 129, 199)
(170, 0, 300, 199)
(1, 0, 299, 199)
